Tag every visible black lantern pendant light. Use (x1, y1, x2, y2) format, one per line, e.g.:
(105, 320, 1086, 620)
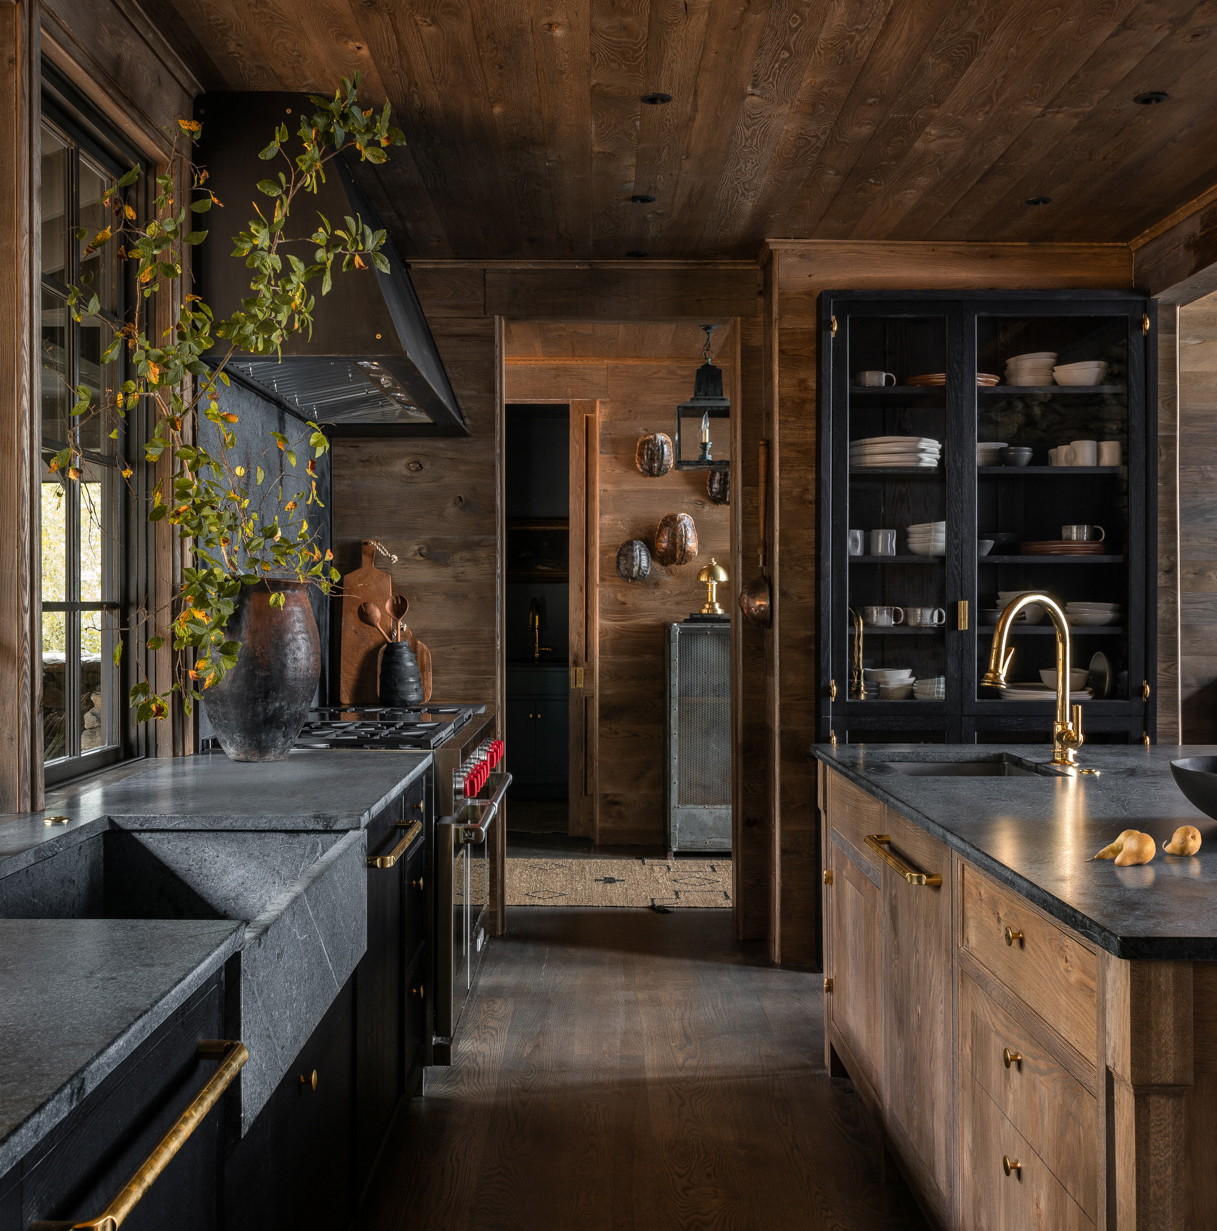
(674, 324, 730, 471)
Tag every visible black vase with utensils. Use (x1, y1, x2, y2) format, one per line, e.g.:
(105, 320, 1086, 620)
(379, 640, 424, 705)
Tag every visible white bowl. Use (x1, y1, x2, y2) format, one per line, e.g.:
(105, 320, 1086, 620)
(880, 684, 914, 701)
(864, 667, 913, 680)
(1007, 351, 1058, 361)
(1068, 613, 1119, 626)
(1006, 374, 1055, 387)
(997, 594, 1046, 624)
(1039, 668, 1090, 689)
(1067, 601, 1121, 611)
(1052, 369, 1106, 386)
(1053, 359, 1107, 372)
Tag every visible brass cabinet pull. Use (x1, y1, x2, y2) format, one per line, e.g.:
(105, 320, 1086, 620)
(957, 599, 969, 631)
(1004, 925, 1025, 948)
(1002, 1047, 1023, 1070)
(828, 679, 838, 701)
(411, 876, 425, 891)
(31, 1039, 247, 1231)
(1002, 1155, 1022, 1177)
(298, 1069, 318, 1093)
(367, 819, 423, 869)
(410, 984, 426, 998)
(864, 834, 942, 887)
(823, 977, 833, 993)
(823, 869, 833, 885)
(413, 801, 425, 812)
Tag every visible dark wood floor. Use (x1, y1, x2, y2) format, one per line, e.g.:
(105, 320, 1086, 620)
(363, 909, 930, 1231)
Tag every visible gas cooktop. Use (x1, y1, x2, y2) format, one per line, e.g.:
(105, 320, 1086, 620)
(294, 704, 486, 751)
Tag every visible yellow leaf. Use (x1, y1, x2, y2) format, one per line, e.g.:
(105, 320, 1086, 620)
(221, 412, 239, 423)
(353, 253, 366, 270)
(121, 467, 133, 479)
(123, 204, 136, 221)
(177, 118, 202, 133)
(147, 362, 161, 382)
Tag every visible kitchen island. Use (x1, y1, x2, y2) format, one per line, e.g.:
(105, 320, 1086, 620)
(814, 743, 1217, 1231)
(0, 748, 432, 1230)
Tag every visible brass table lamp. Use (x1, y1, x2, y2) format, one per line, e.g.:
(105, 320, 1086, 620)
(697, 558, 729, 615)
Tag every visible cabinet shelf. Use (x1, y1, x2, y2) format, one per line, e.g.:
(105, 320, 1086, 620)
(849, 554, 943, 564)
(849, 385, 948, 397)
(849, 626, 945, 635)
(981, 554, 1124, 564)
(850, 467, 941, 478)
(980, 384, 1123, 396)
(976, 466, 1123, 476)
(976, 625, 1124, 636)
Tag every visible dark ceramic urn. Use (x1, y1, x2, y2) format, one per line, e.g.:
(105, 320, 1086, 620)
(379, 640, 424, 706)
(203, 580, 320, 762)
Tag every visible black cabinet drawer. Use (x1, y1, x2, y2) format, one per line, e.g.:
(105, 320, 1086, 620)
(226, 980, 355, 1231)
(18, 974, 227, 1231)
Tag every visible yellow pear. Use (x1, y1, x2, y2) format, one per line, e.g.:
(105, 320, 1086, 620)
(1163, 825, 1202, 857)
(1091, 829, 1141, 861)
(1114, 832, 1156, 867)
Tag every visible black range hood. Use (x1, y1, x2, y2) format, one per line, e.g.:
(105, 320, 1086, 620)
(196, 92, 466, 436)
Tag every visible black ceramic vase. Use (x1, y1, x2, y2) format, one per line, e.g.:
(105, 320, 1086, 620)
(379, 641, 424, 706)
(202, 580, 320, 762)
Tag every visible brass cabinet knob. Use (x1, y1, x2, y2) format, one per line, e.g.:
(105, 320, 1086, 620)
(823, 869, 833, 885)
(413, 801, 424, 811)
(1002, 1047, 1023, 1070)
(1004, 925, 1025, 948)
(411, 876, 425, 891)
(410, 984, 425, 998)
(299, 1069, 318, 1092)
(1002, 1155, 1022, 1177)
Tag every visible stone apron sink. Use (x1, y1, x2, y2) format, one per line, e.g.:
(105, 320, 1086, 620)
(881, 756, 1047, 778)
(0, 825, 367, 1131)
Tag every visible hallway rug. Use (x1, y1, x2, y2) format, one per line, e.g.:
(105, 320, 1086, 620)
(506, 857, 731, 908)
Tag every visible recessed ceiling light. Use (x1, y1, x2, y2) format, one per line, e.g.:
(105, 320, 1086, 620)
(641, 92, 672, 105)
(1133, 91, 1169, 105)
(1025, 196, 1053, 206)
(626, 250, 649, 259)
(630, 193, 656, 204)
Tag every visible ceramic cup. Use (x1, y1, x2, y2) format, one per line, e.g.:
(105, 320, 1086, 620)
(1062, 524, 1105, 542)
(906, 606, 946, 626)
(1070, 439, 1098, 466)
(869, 528, 897, 556)
(848, 529, 865, 556)
(1049, 445, 1074, 466)
(862, 605, 904, 627)
(856, 370, 897, 387)
(1098, 440, 1121, 466)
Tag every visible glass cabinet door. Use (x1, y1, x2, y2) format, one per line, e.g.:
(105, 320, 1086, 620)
(966, 305, 1140, 717)
(830, 308, 958, 725)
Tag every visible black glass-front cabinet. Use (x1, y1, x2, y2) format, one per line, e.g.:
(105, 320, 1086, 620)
(818, 290, 1155, 746)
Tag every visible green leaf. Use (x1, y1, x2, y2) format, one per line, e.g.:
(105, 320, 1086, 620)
(117, 166, 140, 188)
(256, 178, 281, 197)
(146, 636, 164, 650)
(112, 642, 124, 665)
(258, 140, 280, 161)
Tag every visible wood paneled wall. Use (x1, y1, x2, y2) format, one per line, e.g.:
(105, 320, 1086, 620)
(505, 356, 731, 847)
(764, 240, 1133, 967)
(1175, 293, 1217, 742)
(331, 316, 502, 712)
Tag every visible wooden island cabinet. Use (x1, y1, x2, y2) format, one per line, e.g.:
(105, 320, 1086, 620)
(820, 764, 1217, 1231)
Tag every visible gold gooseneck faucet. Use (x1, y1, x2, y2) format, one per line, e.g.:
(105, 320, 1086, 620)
(982, 593, 1087, 769)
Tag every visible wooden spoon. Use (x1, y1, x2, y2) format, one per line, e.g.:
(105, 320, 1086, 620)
(357, 601, 392, 644)
(386, 593, 410, 643)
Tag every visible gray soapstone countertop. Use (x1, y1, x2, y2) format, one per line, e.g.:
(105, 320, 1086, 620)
(59, 748, 431, 831)
(0, 917, 242, 1176)
(813, 743, 1217, 960)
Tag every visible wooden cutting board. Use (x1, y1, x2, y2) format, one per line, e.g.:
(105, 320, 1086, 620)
(338, 541, 394, 704)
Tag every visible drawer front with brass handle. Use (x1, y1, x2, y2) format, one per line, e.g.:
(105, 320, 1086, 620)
(823, 770, 886, 872)
(864, 834, 942, 887)
(960, 972, 1098, 1218)
(961, 1071, 1096, 1231)
(960, 864, 1098, 1060)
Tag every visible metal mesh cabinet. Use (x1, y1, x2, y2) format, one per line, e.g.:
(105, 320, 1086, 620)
(666, 620, 731, 852)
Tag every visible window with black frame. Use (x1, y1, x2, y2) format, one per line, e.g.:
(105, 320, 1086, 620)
(38, 100, 141, 781)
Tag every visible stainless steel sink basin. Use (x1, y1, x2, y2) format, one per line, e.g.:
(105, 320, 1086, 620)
(0, 826, 367, 1131)
(883, 757, 1042, 777)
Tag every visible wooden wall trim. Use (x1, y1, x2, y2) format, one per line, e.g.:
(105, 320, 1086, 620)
(1133, 189, 1217, 302)
(0, 0, 37, 811)
(1157, 303, 1181, 742)
(40, 0, 199, 160)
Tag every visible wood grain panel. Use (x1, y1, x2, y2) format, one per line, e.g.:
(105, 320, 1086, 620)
(0, 0, 36, 811)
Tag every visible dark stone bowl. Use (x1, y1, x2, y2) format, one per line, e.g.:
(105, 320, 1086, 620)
(1169, 757, 1217, 820)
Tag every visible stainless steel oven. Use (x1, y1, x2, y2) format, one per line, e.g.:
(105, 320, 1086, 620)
(433, 767, 510, 1064)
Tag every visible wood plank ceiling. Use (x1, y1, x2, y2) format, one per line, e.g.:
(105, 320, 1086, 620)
(137, 0, 1217, 261)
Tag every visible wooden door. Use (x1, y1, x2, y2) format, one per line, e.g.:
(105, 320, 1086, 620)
(567, 402, 598, 838)
(880, 817, 954, 1221)
(824, 834, 883, 1094)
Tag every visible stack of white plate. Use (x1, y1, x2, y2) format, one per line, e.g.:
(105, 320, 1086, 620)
(850, 436, 941, 469)
(976, 440, 1008, 466)
(1066, 601, 1121, 627)
(907, 520, 946, 556)
(997, 591, 1047, 624)
(1001, 684, 1094, 701)
(914, 676, 945, 700)
(1005, 351, 1057, 386)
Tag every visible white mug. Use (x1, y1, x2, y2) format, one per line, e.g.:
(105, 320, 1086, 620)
(1062, 524, 1105, 542)
(1070, 439, 1098, 467)
(862, 605, 904, 627)
(869, 528, 897, 556)
(1098, 440, 1121, 466)
(906, 606, 946, 626)
(848, 529, 865, 556)
(856, 370, 897, 387)
(1049, 445, 1074, 466)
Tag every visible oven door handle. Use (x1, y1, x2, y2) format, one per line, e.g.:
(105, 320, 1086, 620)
(439, 772, 512, 844)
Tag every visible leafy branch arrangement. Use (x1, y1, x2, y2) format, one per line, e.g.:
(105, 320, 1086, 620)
(50, 77, 403, 720)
